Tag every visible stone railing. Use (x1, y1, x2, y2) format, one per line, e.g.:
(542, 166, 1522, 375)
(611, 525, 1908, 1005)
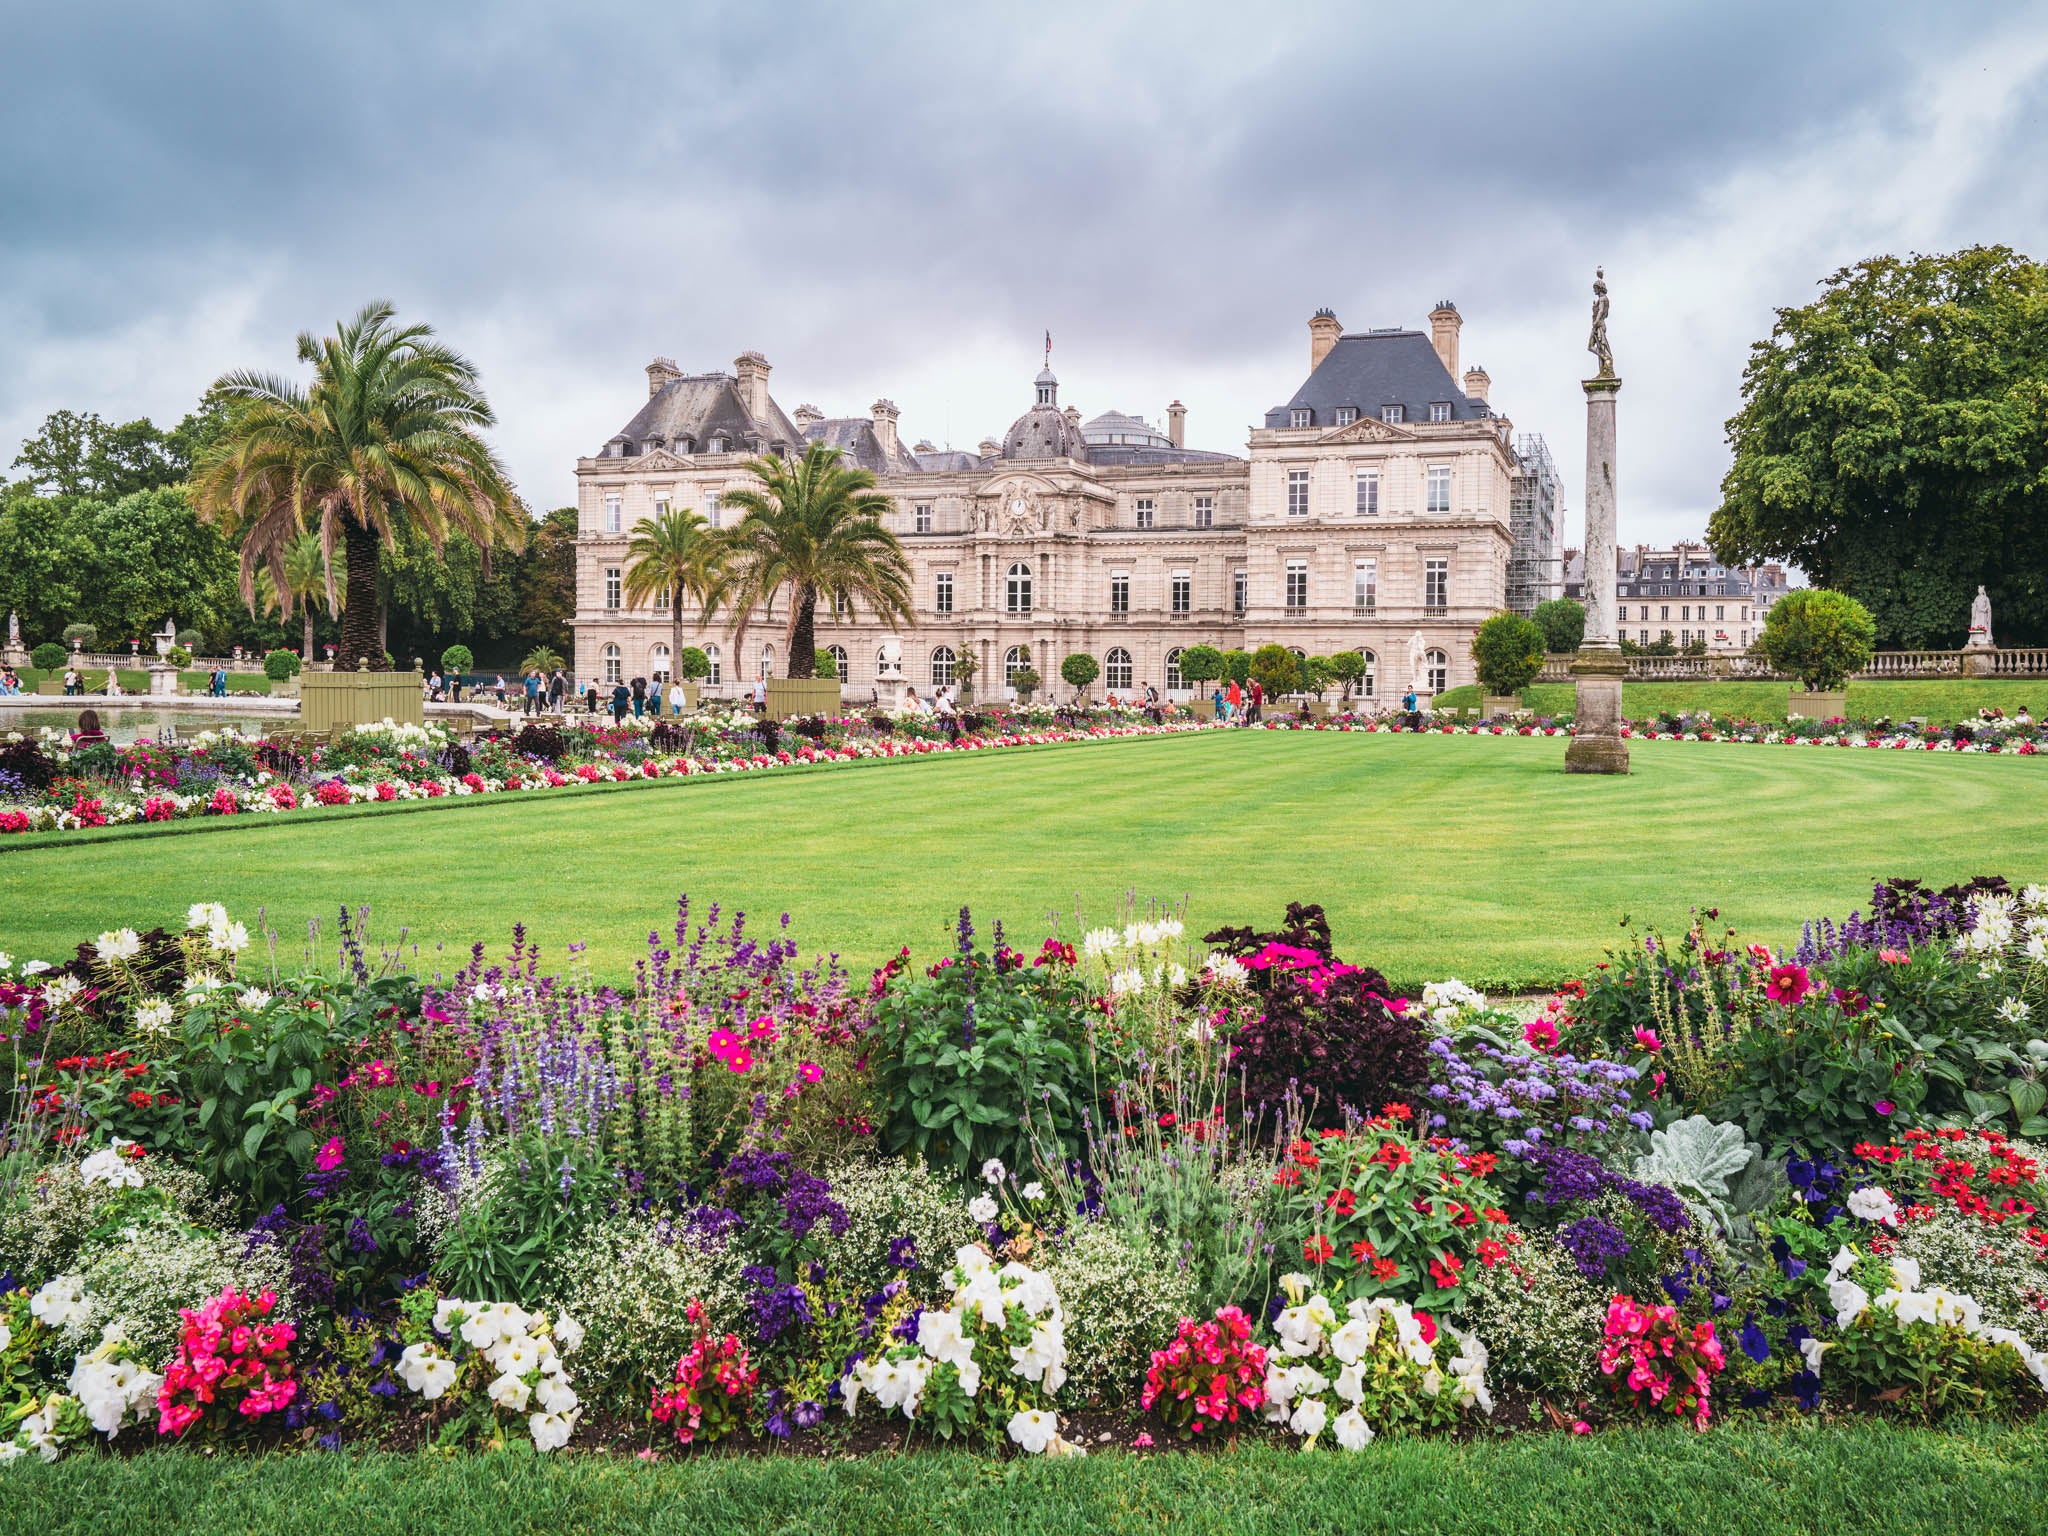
(1534, 649, 2048, 683)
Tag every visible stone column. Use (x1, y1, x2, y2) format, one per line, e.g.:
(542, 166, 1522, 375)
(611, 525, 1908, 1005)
(1565, 375, 1630, 773)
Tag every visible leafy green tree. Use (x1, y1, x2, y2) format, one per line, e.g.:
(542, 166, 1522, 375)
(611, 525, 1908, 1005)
(11, 410, 190, 499)
(0, 492, 90, 635)
(676, 646, 710, 681)
(623, 506, 727, 685)
(440, 643, 474, 675)
(1176, 644, 1225, 690)
(508, 507, 579, 656)
(1011, 666, 1041, 699)
(1300, 654, 1336, 699)
(1325, 650, 1366, 699)
(11, 410, 98, 497)
(1710, 246, 2048, 646)
(718, 442, 913, 681)
(1532, 597, 1585, 654)
(263, 648, 302, 681)
(1471, 612, 1545, 696)
(1221, 648, 1252, 686)
(190, 300, 524, 670)
(520, 645, 565, 674)
(1755, 588, 1877, 691)
(30, 642, 65, 670)
(79, 487, 241, 646)
(1248, 643, 1299, 697)
(61, 623, 97, 648)
(1060, 652, 1099, 698)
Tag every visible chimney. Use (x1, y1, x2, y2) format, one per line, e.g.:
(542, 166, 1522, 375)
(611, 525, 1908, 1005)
(870, 398, 900, 461)
(1428, 301, 1462, 380)
(792, 403, 823, 433)
(1308, 308, 1341, 371)
(646, 357, 681, 397)
(1166, 399, 1186, 449)
(977, 436, 1001, 460)
(1462, 365, 1490, 403)
(732, 350, 771, 421)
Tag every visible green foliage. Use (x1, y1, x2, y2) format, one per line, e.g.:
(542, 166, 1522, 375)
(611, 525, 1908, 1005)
(166, 645, 192, 667)
(1711, 245, 2048, 646)
(1299, 654, 1336, 698)
(1756, 588, 1877, 692)
(1176, 644, 1225, 687)
(1325, 650, 1366, 696)
(439, 643, 474, 674)
(1247, 644, 1298, 697)
(676, 646, 710, 681)
(1010, 667, 1040, 697)
(263, 648, 302, 680)
(61, 623, 98, 647)
(1471, 613, 1545, 696)
(1533, 597, 1585, 654)
(1060, 652, 1099, 691)
(1220, 648, 1251, 686)
(434, 1132, 621, 1304)
(30, 641, 64, 670)
(520, 645, 565, 674)
(874, 941, 1091, 1177)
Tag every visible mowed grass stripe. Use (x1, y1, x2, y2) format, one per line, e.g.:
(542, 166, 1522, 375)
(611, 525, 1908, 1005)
(2, 731, 2040, 990)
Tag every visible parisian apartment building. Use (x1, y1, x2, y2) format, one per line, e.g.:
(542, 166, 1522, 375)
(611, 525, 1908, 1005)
(1563, 544, 1787, 653)
(572, 304, 1565, 701)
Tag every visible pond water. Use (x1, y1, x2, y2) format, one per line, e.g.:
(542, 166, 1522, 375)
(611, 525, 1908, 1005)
(0, 708, 275, 745)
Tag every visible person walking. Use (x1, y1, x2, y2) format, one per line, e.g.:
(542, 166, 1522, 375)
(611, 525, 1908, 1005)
(610, 680, 631, 724)
(1210, 683, 1224, 720)
(549, 669, 567, 713)
(649, 677, 664, 716)
(1225, 678, 1241, 722)
(1402, 687, 1419, 731)
(494, 673, 507, 706)
(630, 675, 646, 719)
(524, 670, 541, 715)
(751, 675, 767, 714)
(1248, 678, 1264, 725)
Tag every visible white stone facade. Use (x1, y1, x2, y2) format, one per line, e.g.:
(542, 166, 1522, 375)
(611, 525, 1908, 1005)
(573, 309, 1531, 703)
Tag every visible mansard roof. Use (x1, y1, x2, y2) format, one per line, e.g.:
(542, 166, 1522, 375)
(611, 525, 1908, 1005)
(605, 373, 804, 455)
(801, 417, 924, 475)
(1265, 330, 1490, 428)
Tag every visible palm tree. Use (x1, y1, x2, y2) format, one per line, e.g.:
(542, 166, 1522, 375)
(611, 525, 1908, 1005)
(254, 530, 341, 663)
(719, 442, 914, 679)
(520, 645, 565, 674)
(622, 506, 727, 685)
(190, 301, 524, 671)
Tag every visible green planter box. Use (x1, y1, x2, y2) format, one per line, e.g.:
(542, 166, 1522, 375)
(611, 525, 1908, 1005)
(302, 670, 425, 731)
(765, 677, 844, 720)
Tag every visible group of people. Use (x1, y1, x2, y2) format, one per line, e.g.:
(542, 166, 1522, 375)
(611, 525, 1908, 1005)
(0, 667, 21, 695)
(423, 672, 467, 703)
(1208, 678, 1266, 723)
(519, 668, 570, 715)
(202, 666, 231, 698)
(605, 674, 675, 724)
(891, 683, 967, 739)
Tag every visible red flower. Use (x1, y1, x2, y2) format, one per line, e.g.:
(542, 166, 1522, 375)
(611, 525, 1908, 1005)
(1350, 1239, 1377, 1263)
(1428, 1254, 1464, 1288)
(1325, 1187, 1357, 1217)
(1303, 1235, 1334, 1265)
(1370, 1257, 1400, 1283)
(1765, 963, 1812, 1006)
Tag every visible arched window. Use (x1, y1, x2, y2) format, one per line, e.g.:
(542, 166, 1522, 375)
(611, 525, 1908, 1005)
(1165, 647, 1185, 691)
(601, 643, 622, 684)
(825, 644, 849, 684)
(649, 643, 671, 683)
(1006, 562, 1032, 614)
(1359, 648, 1377, 698)
(1004, 645, 1033, 691)
(930, 646, 957, 689)
(704, 644, 722, 686)
(758, 644, 775, 680)
(1105, 647, 1133, 691)
(1425, 648, 1448, 694)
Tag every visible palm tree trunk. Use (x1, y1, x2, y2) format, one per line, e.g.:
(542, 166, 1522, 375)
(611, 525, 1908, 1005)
(787, 583, 816, 680)
(671, 584, 687, 696)
(303, 606, 316, 665)
(336, 515, 385, 670)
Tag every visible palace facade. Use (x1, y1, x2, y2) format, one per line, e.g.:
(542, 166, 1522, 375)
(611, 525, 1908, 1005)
(572, 304, 1556, 702)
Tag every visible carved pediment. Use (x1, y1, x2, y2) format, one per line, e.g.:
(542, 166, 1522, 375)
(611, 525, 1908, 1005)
(633, 449, 690, 470)
(1317, 418, 1416, 445)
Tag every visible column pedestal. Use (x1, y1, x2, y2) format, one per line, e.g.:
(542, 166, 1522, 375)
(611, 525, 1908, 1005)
(1565, 648, 1630, 774)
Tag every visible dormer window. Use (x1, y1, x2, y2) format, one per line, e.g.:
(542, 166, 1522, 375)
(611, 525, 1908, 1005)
(1335, 407, 1357, 426)
(1290, 408, 1312, 429)
(1429, 402, 1452, 422)
(707, 435, 727, 454)
(1381, 405, 1404, 424)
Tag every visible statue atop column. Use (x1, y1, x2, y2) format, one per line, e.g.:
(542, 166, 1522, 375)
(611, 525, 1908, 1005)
(1588, 267, 1615, 379)
(1967, 585, 1994, 649)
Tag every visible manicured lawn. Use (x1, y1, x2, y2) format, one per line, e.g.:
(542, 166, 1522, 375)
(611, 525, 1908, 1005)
(4, 731, 2041, 991)
(1434, 678, 2047, 724)
(0, 1425, 2043, 1536)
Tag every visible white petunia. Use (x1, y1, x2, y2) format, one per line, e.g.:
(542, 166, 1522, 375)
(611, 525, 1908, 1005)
(528, 1408, 578, 1452)
(1332, 1406, 1374, 1451)
(1845, 1186, 1898, 1225)
(397, 1343, 458, 1400)
(551, 1312, 585, 1353)
(1288, 1395, 1328, 1439)
(967, 1194, 998, 1224)
(1332, 1362, 1365, 1405)
(488, 1335, 538, 1376)
(1328, 1317, 1375, 1365)
(94, 929, 142, 963)
(916, 1308, 975, 1369)
(980, 1158, 1007, 1185)
(433, 1298, 468, 1336)
(534, 1376, 578, 1415)
(458, 1305, 505, 1351)
(1798, 1338, 1829, 1376)
(1021, 1181, 1046, 1202)
(30, 1276, 88, 1332)
(487, 1372, 532, 1412)
(1006, 1407, 1059, 1455)
(1889, 1255, 1922, 1293)
(1828, 1280, 1870, 1328)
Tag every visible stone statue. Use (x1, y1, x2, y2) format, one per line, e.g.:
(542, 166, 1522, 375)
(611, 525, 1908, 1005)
(877, 636, 904, 678)
(6, 611, 17, 645)
(1588, 267, 1614, 379)
(1967, 585, 1994, 648)
(1408, 631, 1428, 693)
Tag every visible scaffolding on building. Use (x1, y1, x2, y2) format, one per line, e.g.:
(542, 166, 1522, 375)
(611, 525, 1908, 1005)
(1508, 432, 1564, 616)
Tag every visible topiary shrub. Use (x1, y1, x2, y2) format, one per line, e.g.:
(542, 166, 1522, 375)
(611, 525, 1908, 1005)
(263, 649, 301, 681)
(1756, 588, 1877, 692)
(676, 647, 710, 681)
(1471, 612, 1546, 696)
(1248, 643, 1299, 697)
(1060, 652, 1099, 695)
(439, 643, 474, 676)
(175, 628, 202, 650)
(61, 624, 98, 649)
(31, 642, 65, 671)
(1177, 644, 1225, 690)
(167, 645, 192, 668)
(1533, 597, 1586, 654)
(1203, 902, 1430, 1126)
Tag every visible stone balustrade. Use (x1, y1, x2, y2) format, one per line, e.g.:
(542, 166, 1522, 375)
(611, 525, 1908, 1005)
(1532, 649, 2048, 684)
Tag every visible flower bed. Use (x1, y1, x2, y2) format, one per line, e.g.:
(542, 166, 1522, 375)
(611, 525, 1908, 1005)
(1, 880, 2045, 1465)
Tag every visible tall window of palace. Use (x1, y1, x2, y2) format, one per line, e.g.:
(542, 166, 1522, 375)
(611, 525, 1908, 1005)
(1006, 562, 1032, 614)
(703, 644, 722, 685)
(1104, 647, 1133, 691)
(602, 643, 622, 684)
(1425, 648, 1447, 693)
(930, 647, 956, 689)
(650, 644, 670, 683)
(1004, 645, 1032, 692)
(1426, 466, 1451, 514)
(1165, 647, 1185, 691)
(1359, 648, 1377, 698)
(825, 644, 849, 683)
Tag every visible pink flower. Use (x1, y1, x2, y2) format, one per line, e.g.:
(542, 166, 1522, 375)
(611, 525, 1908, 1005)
(726, 1047, 753, 1074)
(1765, 963, 1811, 1006)
(1572, 1420, 1591, 1435)
(314, 1137, 345, 1172)
(1879, 949, 1909, 964)
(1523, 1017, 1559, 1051)
(1134, 1432, 1155, 1448)
(1633, 1028, 1662, 1053)
(1874, 1099, 1895, 1116)
(798, 1061, 823, 1083)
(705, 1028, 740, 1060)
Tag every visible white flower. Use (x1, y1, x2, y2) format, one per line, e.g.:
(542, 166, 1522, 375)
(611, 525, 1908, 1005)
(186, 903, 228, 931)
(18, 1400, 65, 1461)
(94, 929, 142, 963)
(0, 1323, 9, 1353)
(1332, 1406, 1374, 1451)
(78, 1142, 144, 1189)
(239, 987, 272, 1011)
(1201, 953, 1248, 987)
(552, 1312, 585, 1353)
(1288, 1395, 1328, 1439)
(1006, 1407, 1059, 1455)
(1887, 1255, 1922, 1292)
(1828, 1280, 1870, 1327)
(30, 1276, 88, 1332)
(1021, 1181, 1046, 1202)
(487, 1372, 532, 1412)
(1008, 1319, 1067, 1388)
(954, 1244, 993, 1276)
(967, 1194, 998, 1224)
(433, 1298, 468, 1336)
(1997, 996, 2032, 1026)
(40, 975, 84, 1012)
(1846, 1186, 1898, 1225)
(1328, 1317, 1375, 1365)
(459, 1305, 505, 1351)
(133, 998, 175, 1036)
(1108, 967, 1146, 997)
(534, 1376, 578, 1415)
(488, 1335, 539, 1377)
(397, 1343, 458, 1399)
(1798, 1338, 1829, 1376)
(1332, 1362, 1366, 1405)
(1080, 928, 1121, 960)
(1826, 1246, 1861, 1282)
(21, 959, 51, 976)
(0, 952, 10, 972)
(980, 1158, 1007, 1185)
(528, 1408, 578, 1452)
(999, 1262, 1059, 1319)
(916, 1308, 975, 1369)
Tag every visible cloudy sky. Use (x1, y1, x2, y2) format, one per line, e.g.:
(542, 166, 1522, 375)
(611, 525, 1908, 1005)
(6, 1, 2047, 553)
